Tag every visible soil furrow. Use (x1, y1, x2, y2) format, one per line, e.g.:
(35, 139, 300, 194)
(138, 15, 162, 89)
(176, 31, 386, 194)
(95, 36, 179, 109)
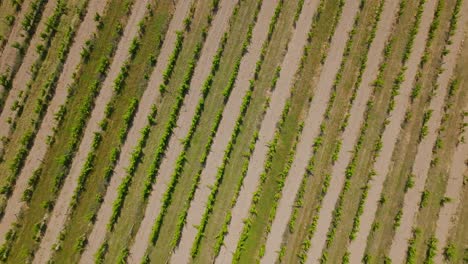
(346, 0, 439, 262)
(169, 1, 279, 262)
(28, 0, 111, 262)
(214, 0, 320, 262)
(262, 0, 399, 262)
(388, 1, 468, 261)
(126, 1, 238, 262)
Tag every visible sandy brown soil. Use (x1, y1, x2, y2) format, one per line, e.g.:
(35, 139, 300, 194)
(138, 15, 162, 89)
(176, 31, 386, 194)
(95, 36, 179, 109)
(126, 1, 237, 262)
(0, 0, 32, 96)
(434, 112, 468, 263)
(261, 0, 400, 262)
(169, 1, 279, 262)
(345, 0, 439, 262)
(388, 2, 468, 261)
(28, 0, 110, 262)
(0, 0, 59, 244)
(0, 0, 57, 153)
(214, 0, 320, 262)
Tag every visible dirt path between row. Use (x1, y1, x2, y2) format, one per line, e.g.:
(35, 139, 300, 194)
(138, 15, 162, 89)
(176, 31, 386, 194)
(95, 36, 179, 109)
(261, 0, 399, 262)
(0, 0, 59, 244)
(127, 1, 237, 262)
(214, 0, 320, 262)
(388, 2, 468, 261)
(346, 0, 439, 262)
(434, 111, 468, 263)
(0, 0, 32, 95)
(0, 0, 57, 152)
(29, 0, 110, 262)
(170, 1, 279, 262)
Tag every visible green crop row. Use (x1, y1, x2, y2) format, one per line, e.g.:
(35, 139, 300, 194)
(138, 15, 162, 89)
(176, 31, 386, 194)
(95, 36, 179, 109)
(1, 0, 71, 146)
(141, 0, 222, 200)
(257, 123, 304, 260)
(281, 1, 364, 261)
(232, 71, 288, 262)
(2, 22, 78, 199)
(356, 0, 452, 260)
(423, 236, 437, 263)
(0, 1, 89, 223)
(0, 0, 25, 50)
(147, 41, 206, 242)
(285, 0, 345, 238)
(169, 2, 265, 247)
(190, 0, 284, 258)
(159, 31, 184, 94)
(164, 4, 254, 245)
(315, 1, 386, 258)
(0, 0, 47, 109)
(48, 25, 124, 195)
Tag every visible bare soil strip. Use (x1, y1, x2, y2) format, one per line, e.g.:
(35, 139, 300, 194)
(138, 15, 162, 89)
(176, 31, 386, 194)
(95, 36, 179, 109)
(29, 0, 111, 262)
(261, 0, 399, 262)
(214, 0, 321, 262)
(434, 111, 468, 263)
(0, 0, 59, 243)
(388, 3, 468, 261)
(346, 0, 439, 262)
(0, 0, 57, 150)
(170, 1, 279, 262)
(126, 1, 238, 262)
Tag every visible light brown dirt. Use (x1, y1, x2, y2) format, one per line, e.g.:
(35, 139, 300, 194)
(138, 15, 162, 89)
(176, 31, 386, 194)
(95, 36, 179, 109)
(64, 0, 152, 262)
(434, 111, 467, 263)
(170, 1, 280, 262)
(345, 0, 439, 262)
(0, 0, 59, 244)
(127, 1, 237, 262)
(29, 0, 110, 262)
(388, 2, 468, 261)
(0, 0, 57, 152)
(214, 0, 320, 262)
(0, 0, 32, 95)
(262, 0, 400, 262)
